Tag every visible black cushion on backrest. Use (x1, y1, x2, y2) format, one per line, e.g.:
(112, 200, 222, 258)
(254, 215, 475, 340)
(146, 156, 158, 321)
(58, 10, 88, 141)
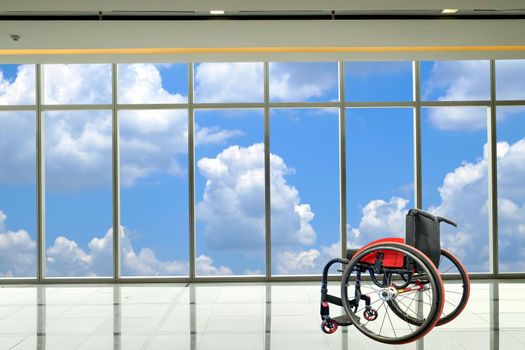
(405, 209, 441, 268)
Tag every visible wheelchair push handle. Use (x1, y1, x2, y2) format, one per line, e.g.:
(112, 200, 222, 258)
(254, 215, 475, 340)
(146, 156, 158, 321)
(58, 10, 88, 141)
(409, 208, 458, 227)
(437, 216, 458, 227)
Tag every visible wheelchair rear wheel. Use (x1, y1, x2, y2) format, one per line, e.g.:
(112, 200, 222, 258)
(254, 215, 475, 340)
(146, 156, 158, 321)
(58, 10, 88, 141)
(340, 242, 444, 345)
(388, 248, 470, 327)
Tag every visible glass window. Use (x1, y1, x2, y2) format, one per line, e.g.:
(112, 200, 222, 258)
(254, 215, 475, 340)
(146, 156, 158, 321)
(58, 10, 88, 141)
(269, 62, 338, 102)
(422, 107, 489, 272)
(120, 109, 189, 276)
(496, 59, 525, 100)
(194, 63, 263, 103)
(421, 60, 490, 101)
(0, 112, 36, 277)
(270, 108, 340, 275)
(45, 111, 113, 277)
(346, 108, 414, 248)
(195, 109, 264, 275)
(43, 64, 112, 105)
(345, 61, 412, 102)
(118, 63, 188, 104)
(0, 64, 35, 105)
(497, 107, 525, 272)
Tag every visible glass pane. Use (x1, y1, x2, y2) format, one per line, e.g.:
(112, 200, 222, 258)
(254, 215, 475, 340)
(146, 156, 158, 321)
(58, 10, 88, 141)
(496, 60, 525, 100)
(422, 107, 489, 272)
(45, 111, 113, 277)
(195, 109, 264, 275)
(346, 108, 414, 248)
(270, 109, 340, 275)
(0, 64, 35, 105)
(43, 64, 112, 105)
(120, 110, 189, 276)
(269, 62, 338, 102)
(118, 63, 188, 104)
(0, 112, 36, 277)
(421, 60, 490, 101)
(345, 61, 412, 102)
(194, 63, 263, 103)
(497, 107, 525, 272)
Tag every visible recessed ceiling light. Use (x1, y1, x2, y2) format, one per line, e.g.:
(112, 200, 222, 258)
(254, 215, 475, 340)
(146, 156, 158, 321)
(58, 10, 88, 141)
(210, 10, 225, 15)
(441, 9, 459, 14)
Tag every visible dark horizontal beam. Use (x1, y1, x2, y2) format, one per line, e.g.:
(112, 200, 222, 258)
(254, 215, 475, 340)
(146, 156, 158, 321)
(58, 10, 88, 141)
(2, 13, 525, 21)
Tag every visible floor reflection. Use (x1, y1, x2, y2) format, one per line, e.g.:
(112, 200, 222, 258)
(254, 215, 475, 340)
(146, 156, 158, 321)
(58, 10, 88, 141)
(0, 281, 522, 349)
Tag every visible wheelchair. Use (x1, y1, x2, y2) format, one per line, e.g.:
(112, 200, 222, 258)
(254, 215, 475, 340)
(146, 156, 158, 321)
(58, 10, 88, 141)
(319, 209, 470, 344)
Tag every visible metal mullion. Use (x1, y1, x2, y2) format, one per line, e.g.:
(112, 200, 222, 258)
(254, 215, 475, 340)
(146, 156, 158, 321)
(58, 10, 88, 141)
(37, 277, 114, 284)
(495, 100, 525, 106)
(0, 278, 38, 284)
(0, 105, 36, 111)
(414, 61, 423, 350)
(36, 64, 46, 281)
(338, 61, 347, 259)
(192, 102, 264, 109)
(264, 62, 271, 279)
(117, 103, 188, 110)
(345, 101, 416, 108)
(112, 63, 121, 282)
(3, 272, 525, 285)
(188, 63, 196, 280)
(488, 60, 499, 276)
(41, 104, 113, 111)
(413, 61, 422, 209)
(269, 102, 340, 109)
(420, 100, 491, 107)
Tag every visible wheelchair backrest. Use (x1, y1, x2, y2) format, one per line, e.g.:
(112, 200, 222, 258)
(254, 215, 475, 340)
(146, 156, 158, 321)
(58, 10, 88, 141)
(405, 209, 441, 268)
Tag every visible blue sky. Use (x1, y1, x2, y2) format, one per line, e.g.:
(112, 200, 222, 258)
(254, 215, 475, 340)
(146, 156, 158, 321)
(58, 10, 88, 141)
(1, 60, 525, 277)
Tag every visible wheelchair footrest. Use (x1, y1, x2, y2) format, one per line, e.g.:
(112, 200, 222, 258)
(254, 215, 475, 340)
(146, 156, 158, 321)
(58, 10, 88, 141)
(332, 314, 354, 326)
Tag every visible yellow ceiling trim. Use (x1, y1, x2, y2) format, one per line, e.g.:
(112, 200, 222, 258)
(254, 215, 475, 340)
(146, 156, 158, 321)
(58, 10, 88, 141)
(1, 46, 525, 55)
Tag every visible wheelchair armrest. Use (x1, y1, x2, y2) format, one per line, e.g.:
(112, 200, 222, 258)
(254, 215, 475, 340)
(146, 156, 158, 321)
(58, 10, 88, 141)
(346, 248, 359, 260)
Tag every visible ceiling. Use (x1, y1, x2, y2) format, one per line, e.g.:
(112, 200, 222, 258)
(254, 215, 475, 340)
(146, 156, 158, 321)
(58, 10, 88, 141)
(1, 0, 525, 13)
(1, 1, 525, 63)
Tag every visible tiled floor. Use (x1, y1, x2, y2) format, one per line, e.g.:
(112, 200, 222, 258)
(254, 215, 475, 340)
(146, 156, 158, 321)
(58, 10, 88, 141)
(0, 281, 522, 349)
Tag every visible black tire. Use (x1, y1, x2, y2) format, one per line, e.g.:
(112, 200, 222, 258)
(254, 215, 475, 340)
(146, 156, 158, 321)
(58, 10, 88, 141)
(340, 242, 444, 345)
(388, 248, 470, 327)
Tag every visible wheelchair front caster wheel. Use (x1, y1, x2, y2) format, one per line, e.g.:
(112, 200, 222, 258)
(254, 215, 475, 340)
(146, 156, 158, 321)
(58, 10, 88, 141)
(321, 319, 338, 334)
(363, 308, 378, 321)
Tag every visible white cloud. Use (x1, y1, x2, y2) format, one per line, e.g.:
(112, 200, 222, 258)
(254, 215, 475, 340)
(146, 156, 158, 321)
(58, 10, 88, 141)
(427, 107, 487, 132)
(1, 64, 244, 190)
(0, 111, 36, 185)
(194, 62, 339, 103)
(416, 137, 525, 272)
(423, 60, 525, 131)
(269, 62, 337, 101)
(118, 64, 186, 104)
(0, 210, 36, 277)
(196, 143, 316, 252)
(423, 60, 490, 101)
(194, 126, 244, 146)
(0, 65, 35, 105)
(44, 110, 113, 191)
(347, 197, 409, 249)
(495, 60, 525, 100)
(273, 242, 340, 275)
(195, 255, 233, 276)
(43, 64, 112, 104)
(0, 208, 231, 277)
(46, 227, 229, 277)
(194, 63, 263, 102)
